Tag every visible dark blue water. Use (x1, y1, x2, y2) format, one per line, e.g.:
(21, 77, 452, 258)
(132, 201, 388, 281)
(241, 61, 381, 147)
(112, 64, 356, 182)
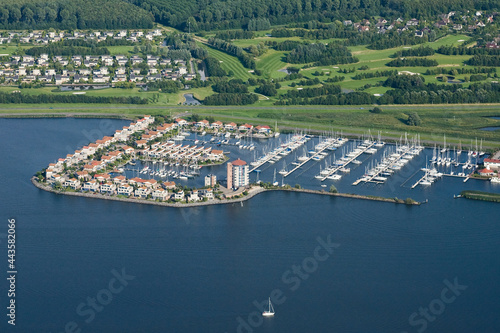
(1, 118, 500, 333)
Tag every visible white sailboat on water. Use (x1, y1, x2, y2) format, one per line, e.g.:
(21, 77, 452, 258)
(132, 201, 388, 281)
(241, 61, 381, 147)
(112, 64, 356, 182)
(262, 297, 275, 317)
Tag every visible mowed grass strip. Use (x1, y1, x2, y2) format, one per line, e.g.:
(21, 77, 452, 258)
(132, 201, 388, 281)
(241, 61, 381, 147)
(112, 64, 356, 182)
(256, 50, 289, 78)
(202, 44, 253, 80)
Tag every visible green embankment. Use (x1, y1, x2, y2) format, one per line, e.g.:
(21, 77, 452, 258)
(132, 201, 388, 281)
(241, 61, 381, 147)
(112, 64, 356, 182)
(460, 190, 500, 203)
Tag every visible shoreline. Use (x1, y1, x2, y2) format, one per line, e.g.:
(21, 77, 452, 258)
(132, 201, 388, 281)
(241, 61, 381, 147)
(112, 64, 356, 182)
(31, 177, 420, 208)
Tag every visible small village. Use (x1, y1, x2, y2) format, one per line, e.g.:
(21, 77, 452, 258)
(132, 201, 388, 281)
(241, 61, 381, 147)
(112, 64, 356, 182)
(343, 11, 497, 37)
(37, 115, 277, 204)
(0, 28, 198, 85)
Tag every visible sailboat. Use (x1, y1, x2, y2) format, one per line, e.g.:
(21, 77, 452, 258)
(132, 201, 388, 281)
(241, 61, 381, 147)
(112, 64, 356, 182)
(262, 298, 275, 317)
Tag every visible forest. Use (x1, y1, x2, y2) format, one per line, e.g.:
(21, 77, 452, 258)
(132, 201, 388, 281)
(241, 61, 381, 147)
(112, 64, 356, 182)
(0, 92, 148, 104)
(124, 0, 499, 32)
(0, 0, 153, 30)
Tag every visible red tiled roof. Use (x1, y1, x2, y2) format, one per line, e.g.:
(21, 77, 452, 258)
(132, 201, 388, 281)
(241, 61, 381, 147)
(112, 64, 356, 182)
(231, 158, 247, 166)
(484, 158, 500, 164)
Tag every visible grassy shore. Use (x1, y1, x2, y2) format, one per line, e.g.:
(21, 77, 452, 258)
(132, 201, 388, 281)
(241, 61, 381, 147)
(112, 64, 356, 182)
(460, 190, 500, 203)
(1, 103, 500, 147)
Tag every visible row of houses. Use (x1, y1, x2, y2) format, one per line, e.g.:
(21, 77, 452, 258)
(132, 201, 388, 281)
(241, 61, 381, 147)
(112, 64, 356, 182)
(0, 29, 163, 45)
(1, 55, 193, 84)
(177, 118, 272, 134)
(46, 115, 154, 179)
(343, 11, 495, 35)
(62, 172, 213, 202)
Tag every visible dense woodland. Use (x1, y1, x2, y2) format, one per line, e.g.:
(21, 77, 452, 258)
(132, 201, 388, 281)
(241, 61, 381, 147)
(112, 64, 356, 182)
(125, 0, 498, 31)
(0, 0, 153, 30)
(0, 92, 148, 104)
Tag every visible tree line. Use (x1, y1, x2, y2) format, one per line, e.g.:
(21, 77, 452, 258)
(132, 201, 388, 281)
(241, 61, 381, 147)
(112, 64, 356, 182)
(392, 46, 435, 58)
(437, 46, 500, 56)
(353, 70, 398, 80)
(386, 58, 438, 67)
(0, 0, 153, 30)
(286, 43, 358, 66)
(465, 55, 500, 67)
(0, 92, 148, 104)
(203, 93, 258, 105)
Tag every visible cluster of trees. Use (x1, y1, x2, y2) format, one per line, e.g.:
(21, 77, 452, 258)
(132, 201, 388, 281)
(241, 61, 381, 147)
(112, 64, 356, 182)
(124, 0, 500, 32)
(25, 44, 110, 57)
(383, 75, 425, 89)
(353, 70, 398, 80)
(203, 93, 258, 105)
(324, 76, 345, 83)
(386, 58, 438, 67)
(424, 67, 496, 75)
(255, 83, 278, 96)
(0, 92, 147, 104)
(215, 30, 254, 40)
(247, 18, 270, 31)
(207, 37, 256, 69)
(296, 78, 321, 86)
(203, 57, 227, 77)
(266, 40, 304, 51)
(466, 55, 500, 67)
(392, 46, 435, 58)
(282, 84, 341, 99)
(0, 0, 153, 30)
(379, 82, 500, 104)
(275, 91, 375, 105)
(164, 33, 207, 60)
(212, 79, 248, 93)
(146, 80, 182, 93)
(286, 43, 358, 66)
(437, 46, 500, 56)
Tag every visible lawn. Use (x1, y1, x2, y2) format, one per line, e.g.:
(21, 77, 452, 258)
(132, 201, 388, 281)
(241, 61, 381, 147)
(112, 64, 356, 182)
(255, 50, 289, 79)
(201, 44, 253, 80)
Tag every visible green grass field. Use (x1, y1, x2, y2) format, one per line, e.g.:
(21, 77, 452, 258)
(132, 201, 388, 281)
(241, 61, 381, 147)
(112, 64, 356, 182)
(201, 44, 253, 80)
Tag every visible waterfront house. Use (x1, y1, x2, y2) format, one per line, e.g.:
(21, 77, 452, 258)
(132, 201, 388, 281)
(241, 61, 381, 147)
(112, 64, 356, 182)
(238, 123, 253, 132)
(100, 182, 116, 194)
(224, 122, 237, 131)
(173, 190, 185, 201)
(152, 188, 169, 201)
(143, 179, 158, 189)
(484, 158, 500, 170)
(175, 118, 188, 126)
(117, 184, 133, 196)
(122, 146, 135, 156)
(478, 167, 495, 176)
(135, 186, 150, 198)
(208, 149, 224, 161)
(83, 180, 99, 192)
(94, 173, 111, 183)
(188, 190, 200, 202)
(195, 120, 209, 128)
(255, 125, 271, 134)
(211, 121, 223, 129)
(76, 171, 90, 181)
(113, 175, 127, 184)
(128, 177, 144, 185)
(163, 181, 176, 190)
(199, 188, 214, 199)
(64, 178, 81, 190)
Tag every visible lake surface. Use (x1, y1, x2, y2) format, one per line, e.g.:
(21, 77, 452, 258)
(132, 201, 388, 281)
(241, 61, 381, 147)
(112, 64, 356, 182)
(1, 118, 500, 333)
(183, 93, 201, 105)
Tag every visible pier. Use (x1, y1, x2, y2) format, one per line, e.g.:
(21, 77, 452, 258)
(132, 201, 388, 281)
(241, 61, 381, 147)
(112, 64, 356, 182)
(283, 137, 342, 178)
(249, 135, 308, 172)
(354, 145, 423, 186)
(322, 141, 376, 182)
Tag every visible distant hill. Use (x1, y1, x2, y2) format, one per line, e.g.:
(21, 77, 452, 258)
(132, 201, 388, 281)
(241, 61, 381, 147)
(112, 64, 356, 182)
(125, 0, 499, 31)
(0, 0, 154, 30)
